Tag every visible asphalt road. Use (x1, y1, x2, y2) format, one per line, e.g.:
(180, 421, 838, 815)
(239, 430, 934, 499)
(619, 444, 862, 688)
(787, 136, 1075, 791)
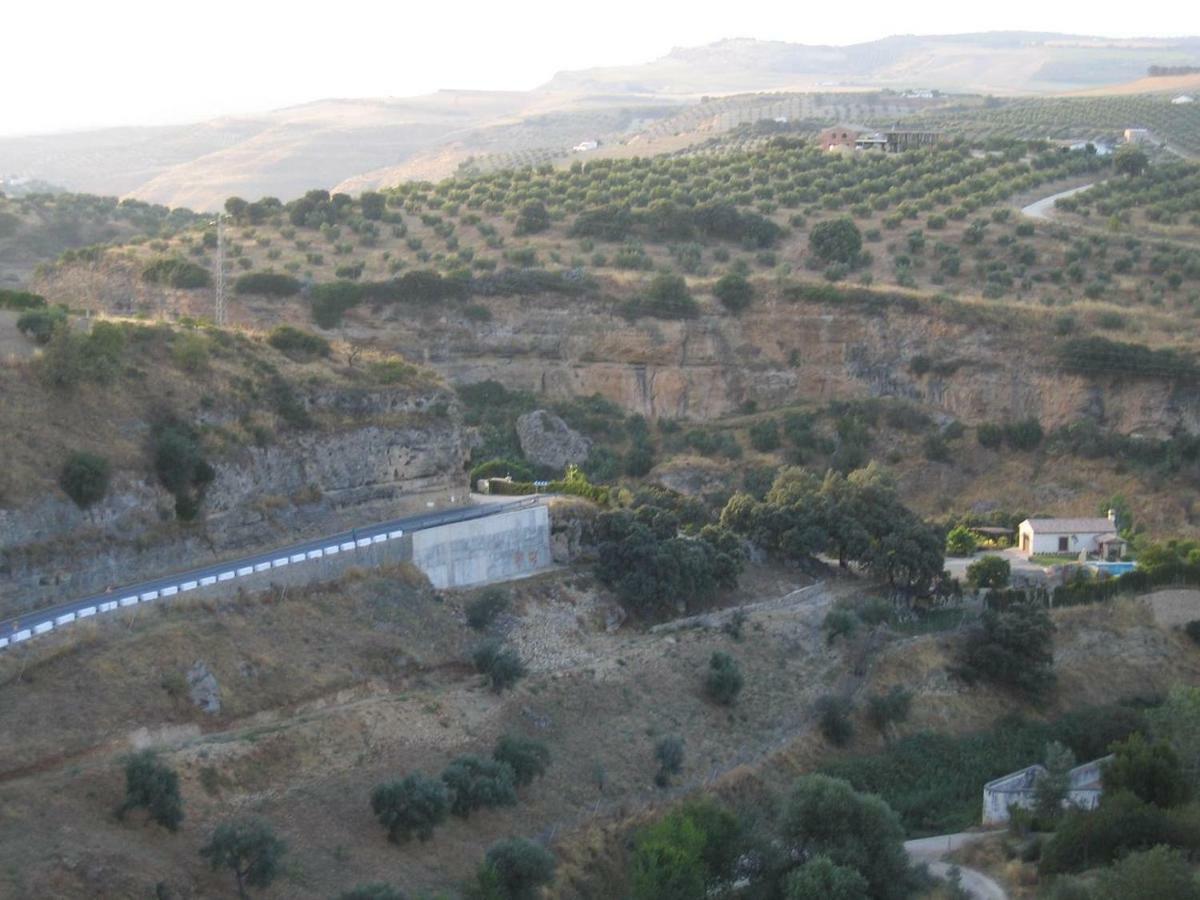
(0, 497, 537, 650)
(905, 832, 1008, 900)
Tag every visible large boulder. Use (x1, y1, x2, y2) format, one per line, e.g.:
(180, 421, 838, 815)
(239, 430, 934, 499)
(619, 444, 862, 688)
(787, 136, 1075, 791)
(187, 661, 222, 715)
(516, 410, 591, 471)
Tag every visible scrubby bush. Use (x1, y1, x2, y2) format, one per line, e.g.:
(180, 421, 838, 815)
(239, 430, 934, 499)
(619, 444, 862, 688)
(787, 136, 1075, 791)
(714, 272, 754, 312)
(966, 555, 1011, 589)
(816, 695, 855, 746)
(809, 218, 863, 265)
(310, 280, 364, 328)
(471, 837, 556, 900)
(440, 755, 517, 817)
(654, 736, 685, 787)
(493, 736, 550, 787)
(704, 651, 744, 706)
(866, 687, 913, 741)
(234, 272, 301, 297)
(199, 817, 287, 898)
(117, 750, 183, 831)
(142, 257, 212, 289)
(370, 773, 449, 842)
(748, 418, 781, 452)
(267, 325, 330, 360)
(16, 306, 67, 343)
(59, 451, 112, 509)
(472, 639, 526, 691)
(466, 587, 510, 630)
(946, 525, 978, 557)
(956, 602, 1055, 699)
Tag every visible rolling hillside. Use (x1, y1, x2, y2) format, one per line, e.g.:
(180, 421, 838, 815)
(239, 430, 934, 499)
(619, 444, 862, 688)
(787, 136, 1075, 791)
(2, 32, 1197, 211)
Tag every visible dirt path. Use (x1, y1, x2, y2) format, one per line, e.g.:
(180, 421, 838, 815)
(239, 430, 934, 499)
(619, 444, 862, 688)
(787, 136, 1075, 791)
(1020, 183, 1095, 220)
(905, 832, 1008, 900)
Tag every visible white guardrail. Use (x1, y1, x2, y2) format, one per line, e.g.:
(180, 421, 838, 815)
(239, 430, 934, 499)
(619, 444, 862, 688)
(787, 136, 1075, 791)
(0, 527, 407, 652)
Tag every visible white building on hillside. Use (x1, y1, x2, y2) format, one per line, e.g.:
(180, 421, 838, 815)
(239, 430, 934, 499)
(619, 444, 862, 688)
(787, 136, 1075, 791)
(982, 757, 1111, 825)
(1017, 511, 1125, 559)
(1172, 95, 1195, 105)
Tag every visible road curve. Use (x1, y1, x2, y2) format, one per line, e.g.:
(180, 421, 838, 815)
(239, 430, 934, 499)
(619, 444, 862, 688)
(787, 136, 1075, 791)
(0, 497, 539, 651)
(1020, 183, 1094, 220)
(905, 832, 1008, 900)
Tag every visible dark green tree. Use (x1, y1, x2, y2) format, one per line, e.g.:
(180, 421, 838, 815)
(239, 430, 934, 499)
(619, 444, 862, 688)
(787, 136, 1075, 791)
(370, 773, 449, 842)
(809, 218, 863, 265)
(714, 272, 754, 312)
(1104, 732, 1191, 808)
(956, 602, 1056, 699)
(785, 855, 870, 900)
(117, 750, 183, 831)
(472, 640, 526, 691)
(654, 735, 685, 787)
(199, 818, 287, 900)
(1114, 145, 1149, 177)
(865, 687, 913, 742)
(493, 735, 551, 787)
(441, 755, 517, 817)
(472, 838, 556, 900)
(780, 775, 912, 900)
(704, 651, 744, 705)
(966, 555, 1011, 589)
(514, 201, 550, 236)
(60, 451, 112, 509)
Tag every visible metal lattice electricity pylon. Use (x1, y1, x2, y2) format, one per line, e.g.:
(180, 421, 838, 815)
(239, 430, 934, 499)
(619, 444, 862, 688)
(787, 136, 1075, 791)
(214, 213, 226, 326)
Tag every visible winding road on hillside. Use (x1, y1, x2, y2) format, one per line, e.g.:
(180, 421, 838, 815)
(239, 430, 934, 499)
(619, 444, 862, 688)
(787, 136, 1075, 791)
(1020, 183, 1095, 220)
(0, 496, 540, 651)
(905, 832, 1008, 900)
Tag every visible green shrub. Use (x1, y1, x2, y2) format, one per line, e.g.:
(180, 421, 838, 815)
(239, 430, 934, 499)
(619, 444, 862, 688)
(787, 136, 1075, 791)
(310, 280, 363, 328)
(866, 687, 913, 740)
(142, 257, 212, 289)
(704, 651, 744, 705)
(472, 837, 556, 900)
(966, 555, 1011, 589)
(816, 695, 854, 746)
(370, 774, 449, 842)
(493, 735, 550, 787)
(714, 272, 754, 312)
(654, 736, 685, 786)
(234, 272, 301, 297)
(946, 525, 978, 557)
(955, 602, 1055, 699)
(472, 640, 526, 691)
(0, 288, 47, 310)
(117, 750, 183, 831)
(16, 307, 67, 344)
(199, 817, 287, 898)
(809, 218, 863, 265)
(267, 325, 330, 360)
(440, 755, 517, 817)
(59, 451, 112, 509)
(466, 587, 510, 630)
(748, 418, 780, 452)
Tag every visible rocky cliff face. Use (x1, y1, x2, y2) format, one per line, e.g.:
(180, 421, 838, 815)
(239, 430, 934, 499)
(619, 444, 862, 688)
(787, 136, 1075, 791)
(373, 290, 1198, 437)
(0, 390, 469, 617)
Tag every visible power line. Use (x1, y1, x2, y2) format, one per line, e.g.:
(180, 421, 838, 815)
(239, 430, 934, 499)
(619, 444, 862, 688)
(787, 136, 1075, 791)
(214, 213, 226, 326)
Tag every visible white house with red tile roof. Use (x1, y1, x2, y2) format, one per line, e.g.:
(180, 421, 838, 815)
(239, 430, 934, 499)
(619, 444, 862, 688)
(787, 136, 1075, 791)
(1017, 510, 1125, 559)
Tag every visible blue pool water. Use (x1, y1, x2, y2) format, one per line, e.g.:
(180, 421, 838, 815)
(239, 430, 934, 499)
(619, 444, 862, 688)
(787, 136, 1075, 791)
(1089, 561, 1137, 576)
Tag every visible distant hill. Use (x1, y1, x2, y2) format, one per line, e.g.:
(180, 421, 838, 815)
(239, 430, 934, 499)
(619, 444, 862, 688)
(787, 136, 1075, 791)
(543, 33, 1200, 96)
(0, 31, 1197, 210)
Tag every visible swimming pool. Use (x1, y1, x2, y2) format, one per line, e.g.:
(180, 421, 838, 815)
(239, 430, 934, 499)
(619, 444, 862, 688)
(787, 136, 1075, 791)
(1088, 561, 1137, 576)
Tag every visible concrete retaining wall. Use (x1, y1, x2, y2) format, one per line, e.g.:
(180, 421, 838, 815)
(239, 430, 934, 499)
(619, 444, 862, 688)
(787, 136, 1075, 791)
(413, 505, 551, 589)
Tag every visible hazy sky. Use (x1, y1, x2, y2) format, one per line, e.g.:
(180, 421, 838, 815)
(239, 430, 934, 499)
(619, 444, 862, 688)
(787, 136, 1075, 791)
(4, 0, 1197, 136)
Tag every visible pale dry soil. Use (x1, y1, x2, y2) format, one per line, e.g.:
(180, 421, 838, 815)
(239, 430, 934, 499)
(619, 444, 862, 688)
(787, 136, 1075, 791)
(0, 562, 837, 899)
(1, 565, 1196, 899)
